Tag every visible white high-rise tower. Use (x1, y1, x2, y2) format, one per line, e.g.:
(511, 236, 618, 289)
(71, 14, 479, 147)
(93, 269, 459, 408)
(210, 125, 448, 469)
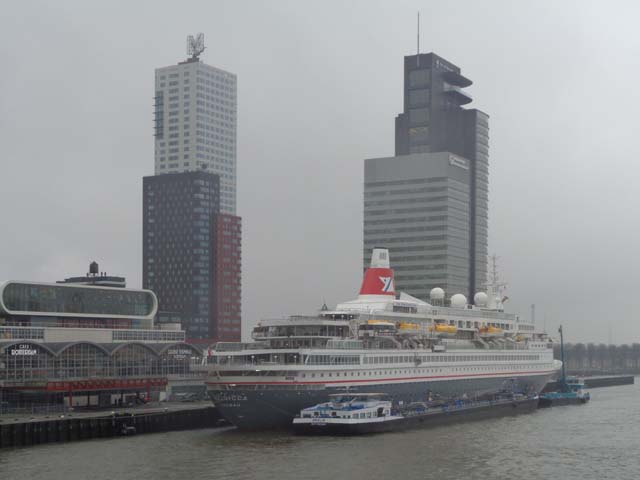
(153, 34, 237, 214)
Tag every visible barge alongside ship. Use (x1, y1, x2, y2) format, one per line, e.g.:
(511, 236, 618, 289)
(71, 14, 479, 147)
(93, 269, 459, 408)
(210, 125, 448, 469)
(200, 249, 560, 430)
(292, 393, 540, 435)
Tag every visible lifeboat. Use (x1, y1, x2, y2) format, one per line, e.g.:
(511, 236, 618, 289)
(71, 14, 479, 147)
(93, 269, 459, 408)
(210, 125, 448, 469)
(398, 322, 420, 331)
(479, 326, 503, 336)
(367, 320, 396, 327)
(429, 324, 457, 334)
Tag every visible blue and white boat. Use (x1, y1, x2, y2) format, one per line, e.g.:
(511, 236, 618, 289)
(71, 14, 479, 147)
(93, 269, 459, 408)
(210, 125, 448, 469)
(539, 378, 590, 407)
(293, 393, 401, 434)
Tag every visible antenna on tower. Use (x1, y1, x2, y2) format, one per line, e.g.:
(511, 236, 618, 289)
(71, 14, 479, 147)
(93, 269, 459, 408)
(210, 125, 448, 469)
(416, 12, 421, 67)
(417, 12, 420, 56)
(187, 33, 205, 60)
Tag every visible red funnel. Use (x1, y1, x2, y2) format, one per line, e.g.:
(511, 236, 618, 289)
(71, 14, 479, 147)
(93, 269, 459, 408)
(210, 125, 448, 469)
(359, 248, 395, 296)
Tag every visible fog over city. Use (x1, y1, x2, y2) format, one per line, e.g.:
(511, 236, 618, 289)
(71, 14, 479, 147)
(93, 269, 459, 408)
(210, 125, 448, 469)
(1, 0, 639, 344)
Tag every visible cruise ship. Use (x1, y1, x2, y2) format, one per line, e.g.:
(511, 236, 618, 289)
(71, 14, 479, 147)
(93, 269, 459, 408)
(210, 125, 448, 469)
(202, 248, 560, 429)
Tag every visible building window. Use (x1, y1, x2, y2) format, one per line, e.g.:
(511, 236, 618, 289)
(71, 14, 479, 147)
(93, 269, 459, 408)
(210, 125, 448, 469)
(409, 69, 430, 88)
(409, 108, 429, 125)
(408, 89, 429, 107)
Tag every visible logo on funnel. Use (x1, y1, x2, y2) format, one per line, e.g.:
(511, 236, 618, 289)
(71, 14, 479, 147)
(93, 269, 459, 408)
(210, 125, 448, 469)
(380, 277, 394, 293)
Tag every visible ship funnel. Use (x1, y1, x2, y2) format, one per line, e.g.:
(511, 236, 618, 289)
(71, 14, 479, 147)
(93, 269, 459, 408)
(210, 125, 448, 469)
(370, 248, 390, 268)
(359, 248, 395, 297)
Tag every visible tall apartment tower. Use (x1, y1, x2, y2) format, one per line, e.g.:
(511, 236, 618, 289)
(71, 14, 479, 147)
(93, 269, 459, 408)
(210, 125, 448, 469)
(145, 37, 241, 343)
(364, 52, 489, 301)
(154, 45, 237, 214)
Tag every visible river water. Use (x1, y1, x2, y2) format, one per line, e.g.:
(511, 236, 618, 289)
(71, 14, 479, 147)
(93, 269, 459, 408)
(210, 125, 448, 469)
(1, 382, 638, 480)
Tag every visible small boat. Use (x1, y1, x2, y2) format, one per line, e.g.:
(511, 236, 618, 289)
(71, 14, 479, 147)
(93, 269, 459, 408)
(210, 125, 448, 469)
(292, 393, 402, 435)
(292, 392, 539, 435)
(119, 425, 137, 436)
(539, 378, 591, 407)
(539, 325, 591, 408)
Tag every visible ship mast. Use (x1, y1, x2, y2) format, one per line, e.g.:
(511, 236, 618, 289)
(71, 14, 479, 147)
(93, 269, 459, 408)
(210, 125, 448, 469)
(559, 325, 567, 389)
(485, 255, 507, 310)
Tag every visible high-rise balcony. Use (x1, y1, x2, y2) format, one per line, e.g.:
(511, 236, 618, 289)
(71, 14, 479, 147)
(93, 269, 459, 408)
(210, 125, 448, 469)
(443, 84, 473, 105)
(442, 71, 473, 88)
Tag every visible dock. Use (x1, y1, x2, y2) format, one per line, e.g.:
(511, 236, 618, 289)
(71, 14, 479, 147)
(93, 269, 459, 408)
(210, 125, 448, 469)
(0, 402, 224, 449)
(543, 375, 634, 392)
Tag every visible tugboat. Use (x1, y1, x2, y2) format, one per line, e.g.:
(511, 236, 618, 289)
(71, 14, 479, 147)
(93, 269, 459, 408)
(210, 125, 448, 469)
(292, 391, 539, 435)
(539, 326, 591, 408)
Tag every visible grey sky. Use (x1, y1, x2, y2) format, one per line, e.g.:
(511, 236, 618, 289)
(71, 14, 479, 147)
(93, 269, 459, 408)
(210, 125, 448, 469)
(1, 0, 639, 344)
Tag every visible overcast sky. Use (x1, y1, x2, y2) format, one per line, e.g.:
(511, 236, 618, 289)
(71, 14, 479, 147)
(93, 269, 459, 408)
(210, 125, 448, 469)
(1, 0, 639, 344)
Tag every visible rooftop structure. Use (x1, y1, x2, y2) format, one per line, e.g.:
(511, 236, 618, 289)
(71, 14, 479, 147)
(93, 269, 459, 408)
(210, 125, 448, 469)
(58, 261, 126, 288)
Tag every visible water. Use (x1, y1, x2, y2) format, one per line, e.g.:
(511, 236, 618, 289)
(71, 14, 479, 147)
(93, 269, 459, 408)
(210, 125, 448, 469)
(1, 383, 639, 480)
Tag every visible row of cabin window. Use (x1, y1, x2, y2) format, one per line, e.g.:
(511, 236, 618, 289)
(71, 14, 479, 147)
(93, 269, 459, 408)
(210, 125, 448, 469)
(298, 363, 548, 378)
(362, 354, 541, 365)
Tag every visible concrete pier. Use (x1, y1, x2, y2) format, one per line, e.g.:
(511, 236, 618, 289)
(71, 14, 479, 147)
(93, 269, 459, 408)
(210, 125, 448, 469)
(0, 402, 224, 449)
(543, 375, 634, 392)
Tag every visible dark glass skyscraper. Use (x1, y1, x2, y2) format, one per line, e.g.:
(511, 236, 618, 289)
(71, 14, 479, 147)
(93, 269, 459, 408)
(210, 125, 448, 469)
(143, 171, 220, 340)
(364, 52, 488, 301)
(394, 53, 488, 298)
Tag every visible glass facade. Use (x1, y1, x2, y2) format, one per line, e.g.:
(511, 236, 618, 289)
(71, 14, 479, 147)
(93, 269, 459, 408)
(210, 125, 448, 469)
(1, 282, 156, 319)
(0, 341, 202, 382)
(0, 327, 45, 340)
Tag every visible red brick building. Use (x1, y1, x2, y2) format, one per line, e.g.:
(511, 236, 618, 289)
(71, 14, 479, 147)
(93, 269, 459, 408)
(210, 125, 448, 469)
(213, 214, 242, 341)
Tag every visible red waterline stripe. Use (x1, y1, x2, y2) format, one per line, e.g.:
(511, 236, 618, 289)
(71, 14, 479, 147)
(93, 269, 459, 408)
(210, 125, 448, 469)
(205, 369, 556, 386)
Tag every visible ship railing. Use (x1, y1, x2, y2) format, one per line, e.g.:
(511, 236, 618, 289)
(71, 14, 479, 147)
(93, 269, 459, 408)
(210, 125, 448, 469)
(214, 342, 270, 352)
(428, 308, 517, 321)
(251, 333, 344, 340)
(205, 355, 305, 367)
(485, 343, 528, 350)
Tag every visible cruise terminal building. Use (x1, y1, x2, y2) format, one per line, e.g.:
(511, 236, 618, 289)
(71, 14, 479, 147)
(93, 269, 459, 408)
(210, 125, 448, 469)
(0, 281, 205, 410)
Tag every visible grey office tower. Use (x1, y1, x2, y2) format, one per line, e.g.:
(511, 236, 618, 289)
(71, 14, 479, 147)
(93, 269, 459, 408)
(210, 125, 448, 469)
(364, 53, 489, 301)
